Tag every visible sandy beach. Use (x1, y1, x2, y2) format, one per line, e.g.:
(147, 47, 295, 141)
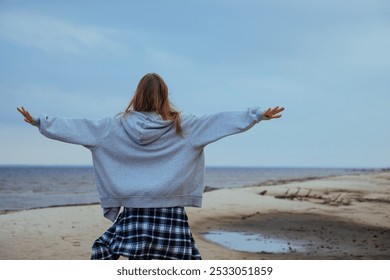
(0, 171, 389, 260)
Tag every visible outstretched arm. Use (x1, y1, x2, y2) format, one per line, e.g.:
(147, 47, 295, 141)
(16, 106, 111, 148)
(17, 107, 38, 126)
(186, 106, 284, 148)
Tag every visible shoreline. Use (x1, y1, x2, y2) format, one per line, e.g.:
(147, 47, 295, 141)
(0, 202, 101, 216)
(0, 174, 336, 214)
(0, 171, 389, 259)
(1, 169, 386, 215)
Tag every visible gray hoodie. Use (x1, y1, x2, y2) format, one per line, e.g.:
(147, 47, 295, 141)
(37, 107, 269, 221)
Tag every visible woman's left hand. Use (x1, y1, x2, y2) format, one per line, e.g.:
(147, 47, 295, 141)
(17, 107, 37, 125)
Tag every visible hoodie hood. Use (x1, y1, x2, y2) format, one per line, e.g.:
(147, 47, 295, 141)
(120, 111, 174, 145)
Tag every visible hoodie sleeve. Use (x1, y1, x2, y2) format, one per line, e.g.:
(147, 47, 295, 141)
(37, 115, 111, 149)
(186, 107, 269, 148)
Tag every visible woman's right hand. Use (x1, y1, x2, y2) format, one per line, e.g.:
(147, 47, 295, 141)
(264, 106, 285, 119)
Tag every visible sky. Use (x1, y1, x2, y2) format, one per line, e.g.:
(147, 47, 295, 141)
(0, 0, 389, 168)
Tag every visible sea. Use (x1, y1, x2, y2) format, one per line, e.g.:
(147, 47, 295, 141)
(0, 166, 377, 213)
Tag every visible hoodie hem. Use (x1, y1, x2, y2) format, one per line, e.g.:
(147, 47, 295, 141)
(100, 195, 203, 208)
(101, 196, 202, 221)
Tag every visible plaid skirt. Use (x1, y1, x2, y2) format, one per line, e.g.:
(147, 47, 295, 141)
(91, 207, 202, 260)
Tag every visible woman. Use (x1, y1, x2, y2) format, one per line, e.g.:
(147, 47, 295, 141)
(17, 72, 284, 260)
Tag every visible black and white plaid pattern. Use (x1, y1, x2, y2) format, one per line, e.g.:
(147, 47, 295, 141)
(91, 207, 202, 260)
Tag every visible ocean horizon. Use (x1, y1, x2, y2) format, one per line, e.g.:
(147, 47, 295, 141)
(0, 165, 382, 213)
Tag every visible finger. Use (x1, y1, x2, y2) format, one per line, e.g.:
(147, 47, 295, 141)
(20, 107, 27, 113)
(23, 108, 33, 120)
(17, 107, 25, 114)
(268, 108, 277, 116)
(270, 107, 284, 115)
(17, 108, 28, 118)
(273, 108, 284, 115)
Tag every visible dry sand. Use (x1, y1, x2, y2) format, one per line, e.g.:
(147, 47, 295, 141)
(0, 171, 389, 260)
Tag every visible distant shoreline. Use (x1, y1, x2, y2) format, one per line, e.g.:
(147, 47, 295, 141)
(2, 168, 387, 215)
(0, 164, 388, 170)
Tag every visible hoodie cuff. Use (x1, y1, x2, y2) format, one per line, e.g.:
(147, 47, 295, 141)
(249, 107, 270, 122)
(260, 111, 270, 121)
(32, 117, 41, 127)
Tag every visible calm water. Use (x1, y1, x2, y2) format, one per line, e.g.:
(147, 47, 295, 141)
(0, 166, 373, 212)
(203, 231, 307, 253)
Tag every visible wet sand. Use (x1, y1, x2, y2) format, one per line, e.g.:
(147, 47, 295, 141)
(188, 171, 390, 259)
(0, 171, 389, 259)
(193, 213, 389, 259)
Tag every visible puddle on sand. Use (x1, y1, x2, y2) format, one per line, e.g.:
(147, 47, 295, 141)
(203, 231, 307, 254)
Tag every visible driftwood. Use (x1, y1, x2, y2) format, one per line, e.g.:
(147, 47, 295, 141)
(274, 188, 351, 206)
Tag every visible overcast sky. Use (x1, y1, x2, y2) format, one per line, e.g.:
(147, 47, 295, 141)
(0, 0, 389, 168)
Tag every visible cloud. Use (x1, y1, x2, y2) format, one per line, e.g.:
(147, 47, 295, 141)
(0, 10, 124, 53)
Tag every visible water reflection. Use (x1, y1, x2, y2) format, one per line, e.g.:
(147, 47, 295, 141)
(203, 231, 307, 253)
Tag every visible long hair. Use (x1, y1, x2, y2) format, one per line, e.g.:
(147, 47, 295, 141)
(124, 73, 183, 136)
